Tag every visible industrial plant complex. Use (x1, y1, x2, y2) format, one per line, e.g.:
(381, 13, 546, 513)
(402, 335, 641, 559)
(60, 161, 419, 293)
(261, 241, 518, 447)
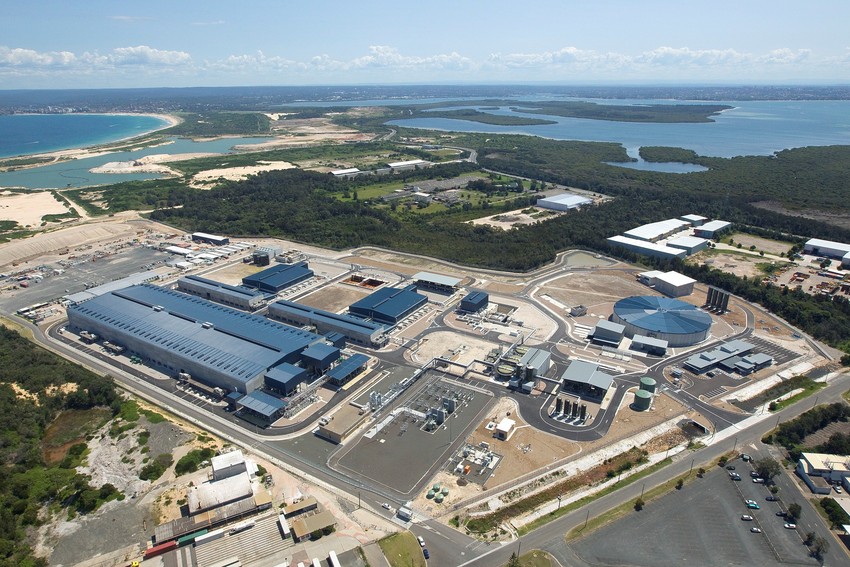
(6, 216, 834, 567)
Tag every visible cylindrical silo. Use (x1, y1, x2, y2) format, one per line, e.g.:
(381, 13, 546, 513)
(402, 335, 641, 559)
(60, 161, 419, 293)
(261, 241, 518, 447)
(580, 404, 587, 420)
(639, 376, 657, 394)
(563, 400, 571, 417)
(555, 398, 563, 415)
(633, 389, 652, 411)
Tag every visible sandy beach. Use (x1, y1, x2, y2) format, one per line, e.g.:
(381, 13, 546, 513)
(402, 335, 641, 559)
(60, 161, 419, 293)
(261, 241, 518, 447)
(89, 152, 217, 176)
(0, 113, 183, 169)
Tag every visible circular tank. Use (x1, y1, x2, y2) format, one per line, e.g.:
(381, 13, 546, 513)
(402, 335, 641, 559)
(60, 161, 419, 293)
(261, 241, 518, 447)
(432, 483, 441, 491)
(633, 389, 652, 411)
(434, 494, 444, 503)
(496, 365, 515, 379)
(426, 490, 435, 499)
(441, 487, 449, 496)
(515, 346, 529, 355)
(612, 295, 712, 347)
(639, 376, 657, 393)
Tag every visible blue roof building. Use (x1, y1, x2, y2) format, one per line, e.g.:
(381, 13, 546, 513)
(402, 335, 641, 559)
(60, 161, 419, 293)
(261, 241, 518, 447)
(264, 363, 308, 396)
(326, 354, 370, 386)
(460, 291, 489, 313)
(236, 390, 286, 420)
(66, 284, 321, 394)
(612, 295, 712, 347)
(348, 284, 427, 325)
(301, 343, 341, 373)
(242, 262, 314, 293)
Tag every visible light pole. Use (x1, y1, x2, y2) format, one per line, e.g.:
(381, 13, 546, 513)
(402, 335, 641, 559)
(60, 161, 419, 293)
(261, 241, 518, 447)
(689, 459, 695, 476)
(640, 483, 646, 500)
(557, 495, 562, 512)
(732, 436, 738, 453)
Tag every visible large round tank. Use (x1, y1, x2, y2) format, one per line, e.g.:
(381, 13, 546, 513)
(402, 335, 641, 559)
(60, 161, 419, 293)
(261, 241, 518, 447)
(434, 494, 444, 503)
(496, 365, 515, 380)
(612, 296, 712, 347)
(633, 389, 652, 411)
(441, 487, 449, 496)
(426, 490, 435, 499)
(514, 346, 529, 356)
(639, 376, 657, 393)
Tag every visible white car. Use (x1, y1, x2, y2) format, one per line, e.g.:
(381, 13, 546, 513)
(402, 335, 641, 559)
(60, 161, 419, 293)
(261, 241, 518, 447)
(784, 523, 797, 529)
(382, 503, 391, 510)
(751, 527, 762, 533)
(752, 478, 765, 484)
(741, 515, 754, 521)
(835, 486, 843, 494)
(745, 499, 757, 505)
(418, 536, 425, 548)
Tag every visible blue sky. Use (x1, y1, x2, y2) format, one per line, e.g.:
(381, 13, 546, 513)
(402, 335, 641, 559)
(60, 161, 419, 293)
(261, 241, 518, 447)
(1, 0, 848, 88)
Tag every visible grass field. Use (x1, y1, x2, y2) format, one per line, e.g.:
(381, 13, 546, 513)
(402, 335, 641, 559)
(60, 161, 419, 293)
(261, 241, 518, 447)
(378, 531, 426, 567)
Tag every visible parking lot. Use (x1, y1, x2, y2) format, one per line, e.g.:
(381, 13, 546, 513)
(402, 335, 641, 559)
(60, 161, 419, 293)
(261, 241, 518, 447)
(573, 464, 817, 567)
(747, 335, 801, 367)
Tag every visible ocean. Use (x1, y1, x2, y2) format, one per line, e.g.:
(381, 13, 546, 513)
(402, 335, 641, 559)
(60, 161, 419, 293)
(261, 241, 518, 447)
(0, 113, 171, 159)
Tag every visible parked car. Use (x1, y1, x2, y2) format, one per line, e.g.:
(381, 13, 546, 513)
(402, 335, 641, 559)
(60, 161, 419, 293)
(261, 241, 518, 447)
(741, 515, 754, 521)
(784, 523, 797, 529)
(747, 502, 761, 510)
(726, 465, 736, 470)
(751, 527, 762, 533)
(745, 499, 757, 505)
(750, 471, 760, 478)
(753, 478, 765, 484)
(382, 503, 391, 510)
(766, 495, 778, 501)
(776, 511, 787, 517)
(418, 536, 425, 548)
(423, 548, 430, 560)
(742, 454, 752, 462)
(835, 486, 843, 494)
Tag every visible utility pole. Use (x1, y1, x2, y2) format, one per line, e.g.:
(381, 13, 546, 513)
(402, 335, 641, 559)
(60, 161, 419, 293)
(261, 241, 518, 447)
(732, 436, 738, 453)
(584, 509, 590, 528)
(689, 459, 695, 476)
(557, 495, 562, 511)
(640, 483, 646, 500)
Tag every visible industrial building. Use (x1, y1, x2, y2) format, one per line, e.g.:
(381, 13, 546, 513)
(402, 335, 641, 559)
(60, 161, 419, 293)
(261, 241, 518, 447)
(630, 335, 668, 356)
(589, 320, 625, 347)
(348, 284, 427, 325)
(612, 296, 712, 347)
(413, 272, 462, 294)
(693, 220, 731, 239)
(316, 403, 371, 444)
(536, 192, 592, 211)
(191, 232, 230, 246)
(680, 214, 708, 226)
(176, 275, 267, 311)
(459, 291, 489, 313)
(64, 270, 160, 304)
(211, 450, 250, 481)
(188, 472, 253, 513)
(325, 353, 370, 386)
(804, 238, 850, 268)
(66, 284, 322, 394)
(561, 360, 614, 400)
(387, 159, 430, 171)
(638, 270, 697, 297)
(268, 300, 387, 348)
(242, 261, 314, 294)
(623, 219, 690, 242)
(797, 453, 850, 494)
(235, 390, 287, 421)
(264, 363, 309, 396)
(682, 339, 755, 373)
(606, 235, 688, 260)
(666, 236, 709, 255)
(301, 343, 341, 374)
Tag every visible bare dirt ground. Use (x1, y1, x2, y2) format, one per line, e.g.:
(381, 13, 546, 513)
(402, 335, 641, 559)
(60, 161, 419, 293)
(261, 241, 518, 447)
(234, 116, 374, 151)
(411, 330, 499, 367)
(0, 213, 157, 270)
(298, 284, 372, 313)
(205, 259, 270, 285)
(470, 207, 560, 231)
(0, 191, 71, 228)
(691, 250, 768, 279)
(543, 270, 647, 309)
(190, 160, 297, 188)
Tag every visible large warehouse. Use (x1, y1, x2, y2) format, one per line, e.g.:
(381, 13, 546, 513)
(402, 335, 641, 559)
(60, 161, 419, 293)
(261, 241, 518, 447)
(66, 284, 322, 394)
(536, 192, 592, 212)
(348, 284, 427, 325)
(612, 295, 712, 347)
(638, 270, 696, 297)
(606, 235, 688, 260)
(242, 262, 314, 294)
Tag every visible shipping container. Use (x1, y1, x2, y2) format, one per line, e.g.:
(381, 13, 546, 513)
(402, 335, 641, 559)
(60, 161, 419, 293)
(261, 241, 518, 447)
(143, 540, 177, 560)
(177, 529, 208, 547)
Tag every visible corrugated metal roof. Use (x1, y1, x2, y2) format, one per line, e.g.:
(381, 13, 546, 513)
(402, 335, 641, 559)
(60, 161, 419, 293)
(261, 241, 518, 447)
(180, 275, 265, 299)
(269, 300, 384, 335)
(413, 272, 462, 287)
(607, 235, 688, 259)
(327, 354, 369, 381)
(301, 343, 340, 365)
(237, 390, 286, 416)
(64, 270, 160, 304)
(349, 284, 427, 323)
(537, 193, 592, 208)
(265, 363, 307, 389)
(623, 219, 689, 241)
(242, 262, 313, 291)
(698, 220, 731, 232)
(614, 296, 712, 335)
(631, 335, 668, 348)
(114, 284, 319, 353)
(561, 360, 613, 391)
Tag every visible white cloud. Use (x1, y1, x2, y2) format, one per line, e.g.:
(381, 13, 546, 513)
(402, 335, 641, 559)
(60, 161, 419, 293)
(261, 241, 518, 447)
(0, 47, 77, 67)
(107, 46, 191, 66)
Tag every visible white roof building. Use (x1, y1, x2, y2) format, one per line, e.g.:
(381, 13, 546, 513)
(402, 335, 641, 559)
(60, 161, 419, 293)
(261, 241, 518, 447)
(187, 472, 254, 513)
(607, 236, 688, 260)
(495, 418, 516, 440)
(536, 192, 593, 212)
(211, 449, 248, 481)
(624, 219, 690, 242)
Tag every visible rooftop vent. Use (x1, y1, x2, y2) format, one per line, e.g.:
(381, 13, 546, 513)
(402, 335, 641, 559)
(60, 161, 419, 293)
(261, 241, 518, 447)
(201, 322, 214, 329)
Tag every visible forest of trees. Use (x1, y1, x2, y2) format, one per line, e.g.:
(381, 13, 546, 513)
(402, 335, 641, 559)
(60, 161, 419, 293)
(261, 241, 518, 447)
(0, 326, 120, 566)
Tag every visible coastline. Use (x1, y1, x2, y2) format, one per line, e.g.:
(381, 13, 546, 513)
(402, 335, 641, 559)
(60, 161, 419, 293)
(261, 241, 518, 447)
(0, 112, 183, 168)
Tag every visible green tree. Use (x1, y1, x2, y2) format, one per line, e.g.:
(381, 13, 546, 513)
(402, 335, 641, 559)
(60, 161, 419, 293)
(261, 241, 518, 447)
(754, 457, 782, 483)
(634, 498, 645, 511)
(788, 502, 802, 521)
(812, 536, 829, 559)
(507, 552, 521, 567)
